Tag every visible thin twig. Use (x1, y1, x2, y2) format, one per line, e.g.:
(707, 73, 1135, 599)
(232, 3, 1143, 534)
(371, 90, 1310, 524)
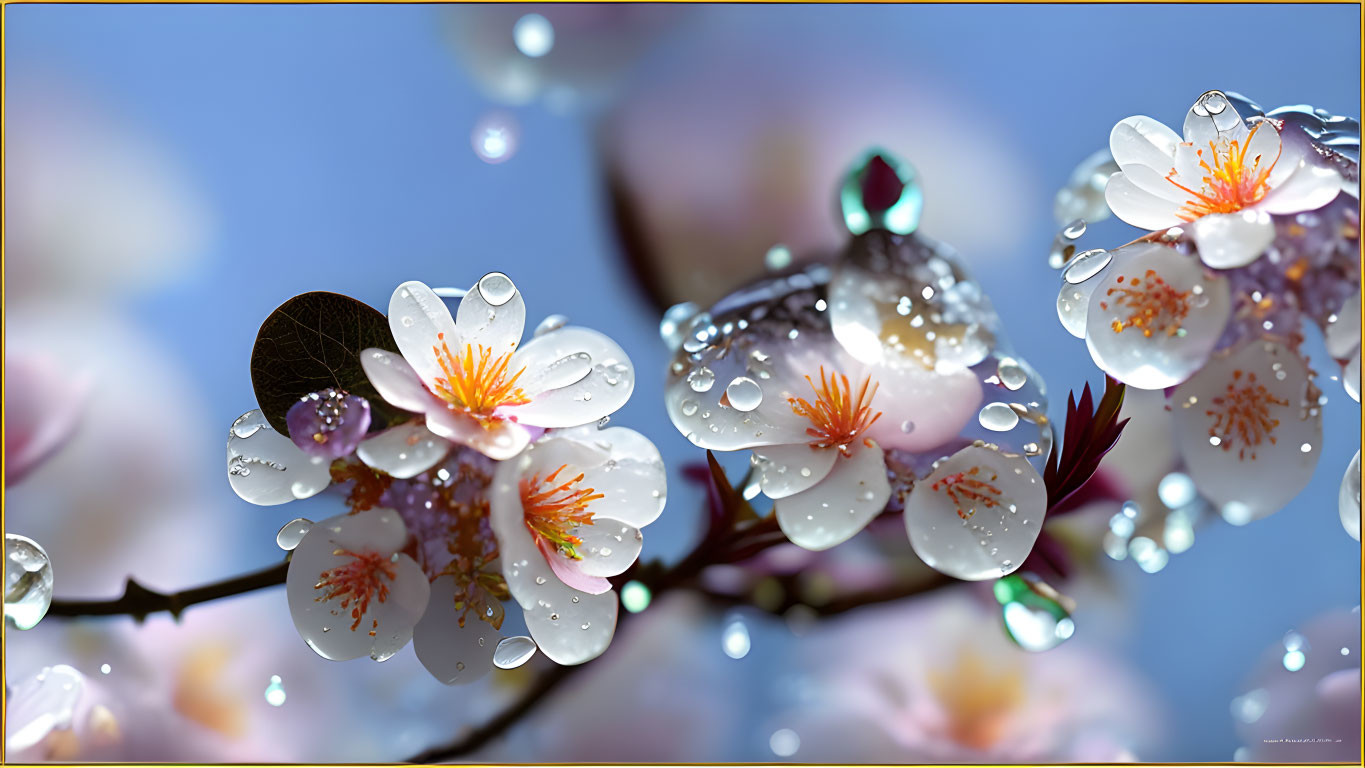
(46, 559, 290, 621)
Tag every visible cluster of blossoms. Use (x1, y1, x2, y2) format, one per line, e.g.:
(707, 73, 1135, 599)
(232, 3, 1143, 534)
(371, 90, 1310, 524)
(1054, 90, 1360, 544)
(663, 152, 1053, 582)
(228, 274, 666, 680)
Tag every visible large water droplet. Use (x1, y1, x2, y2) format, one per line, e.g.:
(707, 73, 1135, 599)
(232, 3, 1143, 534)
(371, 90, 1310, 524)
(5, 534, 53, 630)
(978, 402, 1020, 431)
(725, 376, 763, 412)
(477, 273, 517, 306)
(996, 357, 1028, 391)
(231, 410, 269, 439)
(493, 635, 538, 669)
(1062, 248, 1112, 284)
(276, 518, 314, 551)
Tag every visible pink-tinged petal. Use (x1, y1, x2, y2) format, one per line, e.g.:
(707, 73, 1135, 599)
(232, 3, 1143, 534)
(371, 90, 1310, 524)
(572, 517, 643, 578)
(454, 272, 526, 355)
(538, 537, 612, 594)
(1260, 164, 1343, 215)
(424, 405, 531, 460)
(775, 441, 890, 551)
(388, 281, 457, 388)
(754, 442, 837, 499)
(1109, 115, 1181, 172)
(1104, 172, 1184, 230)
(863, 363, 981, 453)
(5, 355, 88, 485)
(1192, 210, 1275, 269)
(506, 327, 634, 428)
(360, 348, 432, 412)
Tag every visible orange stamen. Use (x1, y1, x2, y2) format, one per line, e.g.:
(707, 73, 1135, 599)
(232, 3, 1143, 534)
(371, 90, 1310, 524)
(1206, 369, 1287, 461)
(932, 466, 1003, 520)
(430, 333, 530, 424)
(520, 464, 604, 560)
(314, 549, 397, 632)
(1100, 269, 1192, 338)
(1166, 122, 1279, 220)
(787, 367, 883, 453)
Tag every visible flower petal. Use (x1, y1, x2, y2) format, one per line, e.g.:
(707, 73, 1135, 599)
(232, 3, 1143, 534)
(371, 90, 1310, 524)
(1110, 115, 1182, 172)
(424, 406, 531, 460)
(754, 443, 838, 500)
(904, 444, 1046, 580)
(286, 509, 429, 661)
(1172, 339, 1322, 522)
(455, 272, 526, 356)
(1104, 172, 1183, 231)
(523, 586, 618, 666)
(1323, 294, 1360, 359)
(388, 281, 458, 388)
(356, 421, 450, 479)
(1192, 210, 1275, 269)
(226, 410, 331, 506)
(571, 517, 643, 578)
(506, 327, 634, 428)
(413, 574, 500, 685)
(567, 425, 668, 528)
(361, 348, 433, 413)
(862, 364, 982, 453)
(775, 441, 890, 551)
(539, 536, 613, 594)
(1085, 243, 1230, 389)
(1259, 163, 1343, 215)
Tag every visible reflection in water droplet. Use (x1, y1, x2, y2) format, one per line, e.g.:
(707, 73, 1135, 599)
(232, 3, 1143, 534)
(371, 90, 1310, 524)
(978, 402, 1020, 431)
(493, 635, 538, 669)
(725, 376, 763, 412)
(275, 518, 314, 551)
(660, 302, 700, 350)
(5, 534, 54, 630)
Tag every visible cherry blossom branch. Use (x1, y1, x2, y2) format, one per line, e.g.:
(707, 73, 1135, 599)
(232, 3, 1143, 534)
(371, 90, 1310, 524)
(46, 559, 290, 621)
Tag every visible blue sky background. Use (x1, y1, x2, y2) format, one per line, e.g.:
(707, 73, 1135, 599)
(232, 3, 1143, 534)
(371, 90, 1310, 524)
(5, 4, 1361, 761)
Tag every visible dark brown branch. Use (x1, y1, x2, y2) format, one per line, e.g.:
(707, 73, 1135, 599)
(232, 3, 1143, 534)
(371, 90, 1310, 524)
(46, 559, 290, 621)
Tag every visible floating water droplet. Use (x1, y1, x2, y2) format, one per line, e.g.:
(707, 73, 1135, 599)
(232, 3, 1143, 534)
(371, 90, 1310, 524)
(275, 518, 313, 551)
(620, 580, 652, 613)
(725, 376, 763, 412)
(472, 113, 518, 164)
(978, 402, 1020, 431)
(1157, 472, 1197, 509)
(721, 617, 751, 659)
(477, 273, 517, 306)
(687, 367, 715, 392)
(1062, 248, 1112, 284)
(764, 244, 793, 271)
(535, 314, 568, 336)
(5, 534, 54, 631)
(493, 635, 538, 669)
(1062, 219, 1087, 240)
(512, 13, 554, 58)
(264, 675, 287, 706)
(769, 728, 801, 757)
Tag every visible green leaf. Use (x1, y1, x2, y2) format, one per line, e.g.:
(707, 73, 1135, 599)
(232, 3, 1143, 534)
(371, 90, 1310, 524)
(250, 291, 406, 434)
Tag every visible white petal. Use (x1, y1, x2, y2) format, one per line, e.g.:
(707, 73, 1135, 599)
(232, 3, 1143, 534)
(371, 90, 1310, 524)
(1323, 294, 1361, 359)
(904, 444, 1046, 580)
(388, 281, 458, 388)
(1172, 339, 1322, 522)
(1260, 163, 1343, 215)
(754, 443, 838, 500)
(1085, 242, 1230, 390)
(455, 272, 526, 356)
(566, 425, 667, 528)
(775, 442, 890, 551)
(1105, 172, 1184, 230)
(286, 509, 430, 661)
(1110, 115, 1182, 172)
(1192, 210, 1275, 269)
(573, 517, 642, 578)
(226, 410, 330, 505)
(1345, 348, 1360, 402)
(424, 406, 531, 460)
(413, 574, 499, 685)
(1124, 160, 1194, 204)
(505, 327, 634, 428)
(1340, 451, 1360, 542)
(360, 348, 432, 413)
(523, 586, 618, 666)
(862, 363, 982, 453)
(356, 421, 450, 479)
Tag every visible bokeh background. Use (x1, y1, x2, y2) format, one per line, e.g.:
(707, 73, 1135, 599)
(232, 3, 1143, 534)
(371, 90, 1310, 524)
(4, 3, 1360, 762)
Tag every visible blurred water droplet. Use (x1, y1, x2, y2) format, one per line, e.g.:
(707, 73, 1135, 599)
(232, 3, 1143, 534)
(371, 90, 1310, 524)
(722, 617, 751, 659)
(769, 728, 800, 757)
(764, 244, 793, 271)
(725, 376, 763, 412)
(472, 113, 518, 164)
(994, 573, 1075, 652)
(620, 580, 652, 613)
(264, 675, 287, 706)
(5, 534, 53, 631)
(493, 636, 538, 669)
(275, 518, 313, 551)
(1230, 688, 1268, 723)
(1157, 472, 1197, 509)
(512, 13, 554, 58)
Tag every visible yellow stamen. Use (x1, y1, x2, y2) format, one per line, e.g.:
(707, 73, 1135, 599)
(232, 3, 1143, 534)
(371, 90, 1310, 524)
(787, 367, 882, 453)
(430, 333, 530, 424)
(1166, 122, 1279, 220)
(521, 464, 603, 560)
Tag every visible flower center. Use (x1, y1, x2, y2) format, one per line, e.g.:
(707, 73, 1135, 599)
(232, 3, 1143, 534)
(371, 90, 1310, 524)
(314, 549, 397, 633)
(787, 367, 882, 453)
(1100, 269, 1192, 338)
(431, 333, 531, 423)
(926, 646, 1026, 751)
(1166, 121, 1279, 220)
(1206, 369, 1287, 460)
(520, 464, 603, 560)
(932, 465, 1003, 521)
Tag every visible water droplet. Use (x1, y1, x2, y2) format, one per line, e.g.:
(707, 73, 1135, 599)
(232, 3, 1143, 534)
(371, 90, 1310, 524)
(687, 367, 715, 392)
(681, 399, 699, 417)
(764, 244, 793, 271)
(769, 728, 801, 758)
(996, 357, 1028, 391)
(1062, 219, 1087, 240)
(722, 618, 751, 659)
(275, 518, 313, 551)
(5, 534, 54, 630)
(978, 402, 1020, 431)
(1157, 472, 1197, 509)
(230, 410, 269, 439)
(659, 302, 700, 350)
(477, 273, 517, 306)
(264, 675, 287, 707)
(1062, 248, 1112, 284)
(512, 13, 554, 58)
(725, 376, 763, 412)
(472, 113, 518, 164)
(534, 314, 568, 336)
(493, 636, 538, 669)
(900, 419, 916, 434)
(620, 580, 652, 613)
